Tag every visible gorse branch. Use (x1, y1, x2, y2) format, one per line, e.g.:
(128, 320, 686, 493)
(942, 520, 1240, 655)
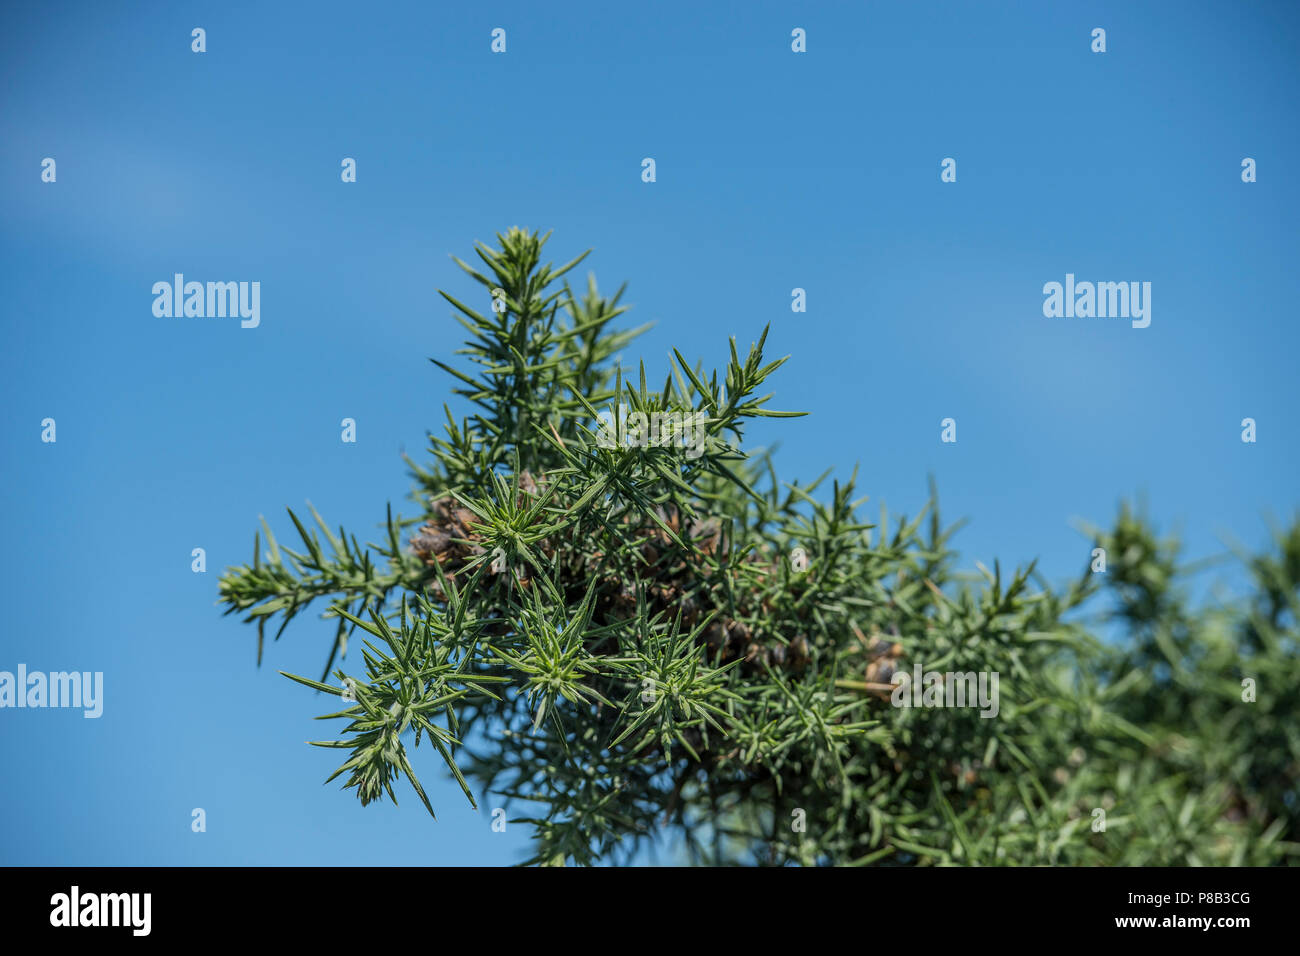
(219, 228, 1300, 866)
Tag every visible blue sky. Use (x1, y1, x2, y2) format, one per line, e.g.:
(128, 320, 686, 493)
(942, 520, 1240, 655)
(1, 0, 1297, 865)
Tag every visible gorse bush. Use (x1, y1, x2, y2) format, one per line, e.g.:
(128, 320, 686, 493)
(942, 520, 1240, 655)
(218, 228, 1300, 866)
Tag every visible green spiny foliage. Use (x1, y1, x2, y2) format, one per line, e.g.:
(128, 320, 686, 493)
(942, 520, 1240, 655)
(218, 228, 1300, 866)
